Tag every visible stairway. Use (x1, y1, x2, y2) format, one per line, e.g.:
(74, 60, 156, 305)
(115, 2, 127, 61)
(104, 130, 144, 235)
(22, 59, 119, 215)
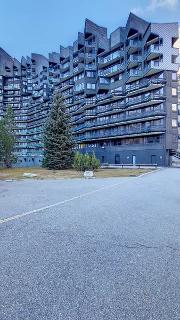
(170, 150, 180, 160)
(170, 150, 180, 167)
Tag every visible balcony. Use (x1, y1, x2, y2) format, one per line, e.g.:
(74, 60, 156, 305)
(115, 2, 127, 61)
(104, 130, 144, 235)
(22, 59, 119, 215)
(126, 69, 143, 83)
(73, 63, 84, 74)
(144, 44, 162, 61)
(60, 63, 70, 73)
(85, 109, 166, 129)
(144, 60, 163, 76)
(73, 52, 84, 64)
(4, 85, 20, 90)
(85, 109, 97, 117)
(85, 98, 96, 106)
(85, 53, 96, 61)
(73, 123, 86, 132)
(32, 91, 42, 99)
(96, 101, 125, 115)
(98, 51, 123, 68)
(126, 93, 165, 108)
(127, 55, 142, 68)
(84, 125, 165, 141)
(98, 63, 124, 77)
(127, 39, 141, 53)
(97, 78, 110, 92)
(126, 78, 166, 94)
(61, 80, 74, 90)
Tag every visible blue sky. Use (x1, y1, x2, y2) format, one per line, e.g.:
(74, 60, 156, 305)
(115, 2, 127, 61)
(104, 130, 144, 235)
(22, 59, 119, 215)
(0, 0, 180, 60)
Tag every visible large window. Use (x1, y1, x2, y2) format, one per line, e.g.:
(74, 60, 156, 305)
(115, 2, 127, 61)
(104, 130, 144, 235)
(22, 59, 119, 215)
(172, 88, 177, 96)
(87, 83, 95, 89)
(172, 72, 177, 81)
(172, 104, 177, 112)
(172, 119, 177, 127)
(86, 71, 95, 78)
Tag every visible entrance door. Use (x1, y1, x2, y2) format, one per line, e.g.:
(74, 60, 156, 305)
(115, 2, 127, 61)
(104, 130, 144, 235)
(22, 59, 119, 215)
(151, 155, 157, 164)
(115, 154, 120, 164)
(132, 155, 136, 166)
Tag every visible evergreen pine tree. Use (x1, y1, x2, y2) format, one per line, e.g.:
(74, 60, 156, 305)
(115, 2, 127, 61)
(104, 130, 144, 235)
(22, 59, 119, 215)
(0, 106, 16, 168)
(43, 93, 75, 169)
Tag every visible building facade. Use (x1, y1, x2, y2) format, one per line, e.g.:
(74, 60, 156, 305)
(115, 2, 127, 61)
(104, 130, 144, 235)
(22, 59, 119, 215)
(0, 13, 179, 166)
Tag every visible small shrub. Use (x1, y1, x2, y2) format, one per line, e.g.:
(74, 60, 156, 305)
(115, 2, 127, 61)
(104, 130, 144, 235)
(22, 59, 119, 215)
(73, 152, 100, 171)
(89, 153, 100, 171)
(73, 152, 83, 171)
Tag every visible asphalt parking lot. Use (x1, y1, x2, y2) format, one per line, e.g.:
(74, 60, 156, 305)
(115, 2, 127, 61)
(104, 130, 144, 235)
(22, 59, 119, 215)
(0, 168, 180, 320)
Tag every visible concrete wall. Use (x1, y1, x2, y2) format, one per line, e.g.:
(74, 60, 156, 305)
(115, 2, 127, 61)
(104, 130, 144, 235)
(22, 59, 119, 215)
(81, 144, 166, 166)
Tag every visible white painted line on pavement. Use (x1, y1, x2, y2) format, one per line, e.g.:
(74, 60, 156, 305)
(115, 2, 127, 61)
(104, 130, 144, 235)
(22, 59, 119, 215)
(0, 181, 123, 225)
(138, 168, 162, 178)
(0, 169, 161, 225)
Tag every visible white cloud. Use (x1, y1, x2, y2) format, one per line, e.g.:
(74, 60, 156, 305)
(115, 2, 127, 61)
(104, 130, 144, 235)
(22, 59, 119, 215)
(132, 0, 179, 16)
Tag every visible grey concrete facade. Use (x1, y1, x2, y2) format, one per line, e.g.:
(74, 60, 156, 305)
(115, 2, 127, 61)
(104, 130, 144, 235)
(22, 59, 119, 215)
(0, 13, 179, 166)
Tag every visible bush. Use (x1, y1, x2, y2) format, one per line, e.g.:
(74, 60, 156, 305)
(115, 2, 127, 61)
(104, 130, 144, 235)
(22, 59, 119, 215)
(73, 152, 100, 171)
(90, 153, 100, 170)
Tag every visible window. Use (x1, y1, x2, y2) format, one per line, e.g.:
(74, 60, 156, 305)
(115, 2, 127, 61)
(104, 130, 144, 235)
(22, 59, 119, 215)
(86, 71, 95, 78)
(172, 119, 177, 127)
(172, 104, 177, 112)
(172, 72, 177, 81)
(87, 83, 95, 89)
(172, 88, 177, 96)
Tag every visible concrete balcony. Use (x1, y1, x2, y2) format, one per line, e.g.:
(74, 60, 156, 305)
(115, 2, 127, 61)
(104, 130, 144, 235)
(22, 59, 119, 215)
(126, 78, 166, 95)
(84, 125, 165, 141)
(127, 55, 142, 68)
(32, 91, 42, 99)
(126, 93, 165, 108)
(96, 101, 125, 115)
(126, 69, 143, 83)
(85, 109, 166, 129)
(85, 109, 97, 117)
(60, 63, 70, 73)
(144, 60, 163, 76)
(99, 63, 125, 77)
(73, 53, 84, 64)
(144, 45, 162, 61)
(73, 63, 84, 74)
(98, 52, 123, 68)
(73, 123, 86, 132)
(4, 85, 20, 90)
(126, 39, 141, 53)
(96, 79, 110, 92)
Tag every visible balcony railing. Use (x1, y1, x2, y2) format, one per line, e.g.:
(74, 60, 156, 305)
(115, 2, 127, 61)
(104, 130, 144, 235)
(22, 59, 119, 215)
(127, 55, 142, 64)
(83, 125, 165, 140)
(126, 78, 166, 93)
(96, 102, 125, 115)
(126, 93, 165, 107)
(85, 109, 166, 128)
(127, 39, 141, 50)
(144, 44, 162, 58)
(144, 60, 163, 73)
(85, 110, 97, 116)
(98, 63, 124, 76)
(98, 51, 123, 65)
(126, 69, 143, 80)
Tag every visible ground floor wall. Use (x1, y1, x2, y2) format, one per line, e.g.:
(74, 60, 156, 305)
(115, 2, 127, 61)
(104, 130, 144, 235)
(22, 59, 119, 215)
(14, 155, 43, 168)
(80, 144, 169, 167)
(13, 144, 171, 167)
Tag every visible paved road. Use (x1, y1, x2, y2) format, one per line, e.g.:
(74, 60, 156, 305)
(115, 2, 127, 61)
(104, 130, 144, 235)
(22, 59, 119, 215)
(0, 168, 180, 320)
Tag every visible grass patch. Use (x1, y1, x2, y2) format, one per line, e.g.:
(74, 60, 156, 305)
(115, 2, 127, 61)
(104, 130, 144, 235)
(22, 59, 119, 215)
(0, 167, 154, 180)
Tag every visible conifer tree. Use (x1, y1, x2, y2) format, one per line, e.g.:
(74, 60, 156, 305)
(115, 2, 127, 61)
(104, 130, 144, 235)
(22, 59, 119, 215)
(43, 93, 75, 169)
(0, 106, 16, 168)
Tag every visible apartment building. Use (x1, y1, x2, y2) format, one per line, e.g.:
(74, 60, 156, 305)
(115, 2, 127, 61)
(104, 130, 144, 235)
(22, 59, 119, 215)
(0, 13, 179, 166)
